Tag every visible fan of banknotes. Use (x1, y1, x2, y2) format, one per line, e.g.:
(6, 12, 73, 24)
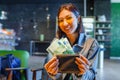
(46, 38, 75, 56)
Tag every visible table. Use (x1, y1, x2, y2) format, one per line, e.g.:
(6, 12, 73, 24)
(28, 56, 47, 80)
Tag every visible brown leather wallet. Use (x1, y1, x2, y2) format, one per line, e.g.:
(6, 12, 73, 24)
(56, 54, 80, 74)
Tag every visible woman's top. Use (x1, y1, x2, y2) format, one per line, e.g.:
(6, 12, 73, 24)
(43, 33, 100, 80)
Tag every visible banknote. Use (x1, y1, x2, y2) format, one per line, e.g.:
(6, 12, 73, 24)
(46, 38, 74, 56)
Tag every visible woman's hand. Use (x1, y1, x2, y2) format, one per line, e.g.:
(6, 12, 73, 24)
(75, 54, 90, 75)
(44, 57, 59, 76)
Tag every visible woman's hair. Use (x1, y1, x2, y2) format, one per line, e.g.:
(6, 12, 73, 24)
(56, 3, 85, 38)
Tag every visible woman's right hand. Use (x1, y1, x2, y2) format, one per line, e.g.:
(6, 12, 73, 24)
(44, 57, 59, 76)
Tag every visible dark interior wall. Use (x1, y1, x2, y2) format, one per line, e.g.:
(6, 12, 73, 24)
(87, 0, 94, 16)
(0, 4, 57, 40)
(0, 0, 111, 52)
(0, 4, 56, 51)
(94, 0, 111, 20)
(0, 0, 83, 4)
(0, 2, 84, 52)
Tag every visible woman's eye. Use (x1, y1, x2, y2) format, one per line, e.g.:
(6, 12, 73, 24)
(66, 16, 72, 20)
(58, 19, 63, 23)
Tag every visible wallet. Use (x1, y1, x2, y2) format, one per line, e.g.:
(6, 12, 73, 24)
(56, 54, 80, 74)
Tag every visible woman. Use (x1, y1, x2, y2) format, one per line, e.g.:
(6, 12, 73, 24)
(44, 3, 99, 80)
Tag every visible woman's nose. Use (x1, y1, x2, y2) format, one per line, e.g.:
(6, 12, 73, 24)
(63, 19, 68, 26)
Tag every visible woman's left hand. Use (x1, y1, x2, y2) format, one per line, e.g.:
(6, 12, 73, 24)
(75, 54, 90, 75)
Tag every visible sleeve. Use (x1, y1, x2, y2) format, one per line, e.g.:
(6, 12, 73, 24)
(76, 39, 100, 80)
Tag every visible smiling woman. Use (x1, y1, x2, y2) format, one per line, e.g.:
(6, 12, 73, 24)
(44, 3, 100, 80)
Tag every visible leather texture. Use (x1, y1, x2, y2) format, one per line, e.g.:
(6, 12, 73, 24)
(56, 54, 79, 74)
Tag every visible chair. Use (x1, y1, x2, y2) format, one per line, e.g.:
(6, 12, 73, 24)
(0, 50, 29, 80)
(30, 56, 50, 80)
(31, 68, 44, 80)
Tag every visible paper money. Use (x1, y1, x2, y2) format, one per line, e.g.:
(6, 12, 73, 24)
(46, 38, 74, 56)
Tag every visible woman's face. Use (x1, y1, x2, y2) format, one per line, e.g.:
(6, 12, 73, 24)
(58, 9, 79, 35)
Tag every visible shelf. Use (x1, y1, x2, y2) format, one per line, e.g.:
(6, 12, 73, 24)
(94, 21, 111, 58)
(95, 27, 111, 29)
(97, 39, 110, 42)
(101, 46, 111, 48)
(95, 33, 111, 35)
(95, 21, 111, 23)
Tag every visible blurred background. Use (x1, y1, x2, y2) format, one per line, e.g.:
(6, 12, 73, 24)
(0, 0, 120, 80)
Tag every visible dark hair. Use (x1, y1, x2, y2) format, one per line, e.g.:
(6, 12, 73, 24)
(56, 3, 85, 38)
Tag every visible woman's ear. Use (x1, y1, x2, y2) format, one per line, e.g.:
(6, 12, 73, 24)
(77, 16, 81, 23)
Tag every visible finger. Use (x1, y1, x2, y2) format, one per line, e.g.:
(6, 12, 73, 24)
(49, 60, 58, 68)
(49, 59, 59, 69)
(76, 62, 87, 75)
(47, 60, 59, 74)
(49, 68, 58, 76)
(51, 60, 59, 75)
(75, 61, 86, 70)
(75, 59, 89, 71)
(76, 57, 86, 65)
(75, 61, 86, 75)
(51, 65, 59, 75)
(75, 58, 82, 65)
(44, 57, 57, 70)
(80, 55, 90, 65)
(79, 68, 85, 75)
(54, 68, 59, 75)
(48, 67, 56, 75)
(47, 65, 58, 75)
